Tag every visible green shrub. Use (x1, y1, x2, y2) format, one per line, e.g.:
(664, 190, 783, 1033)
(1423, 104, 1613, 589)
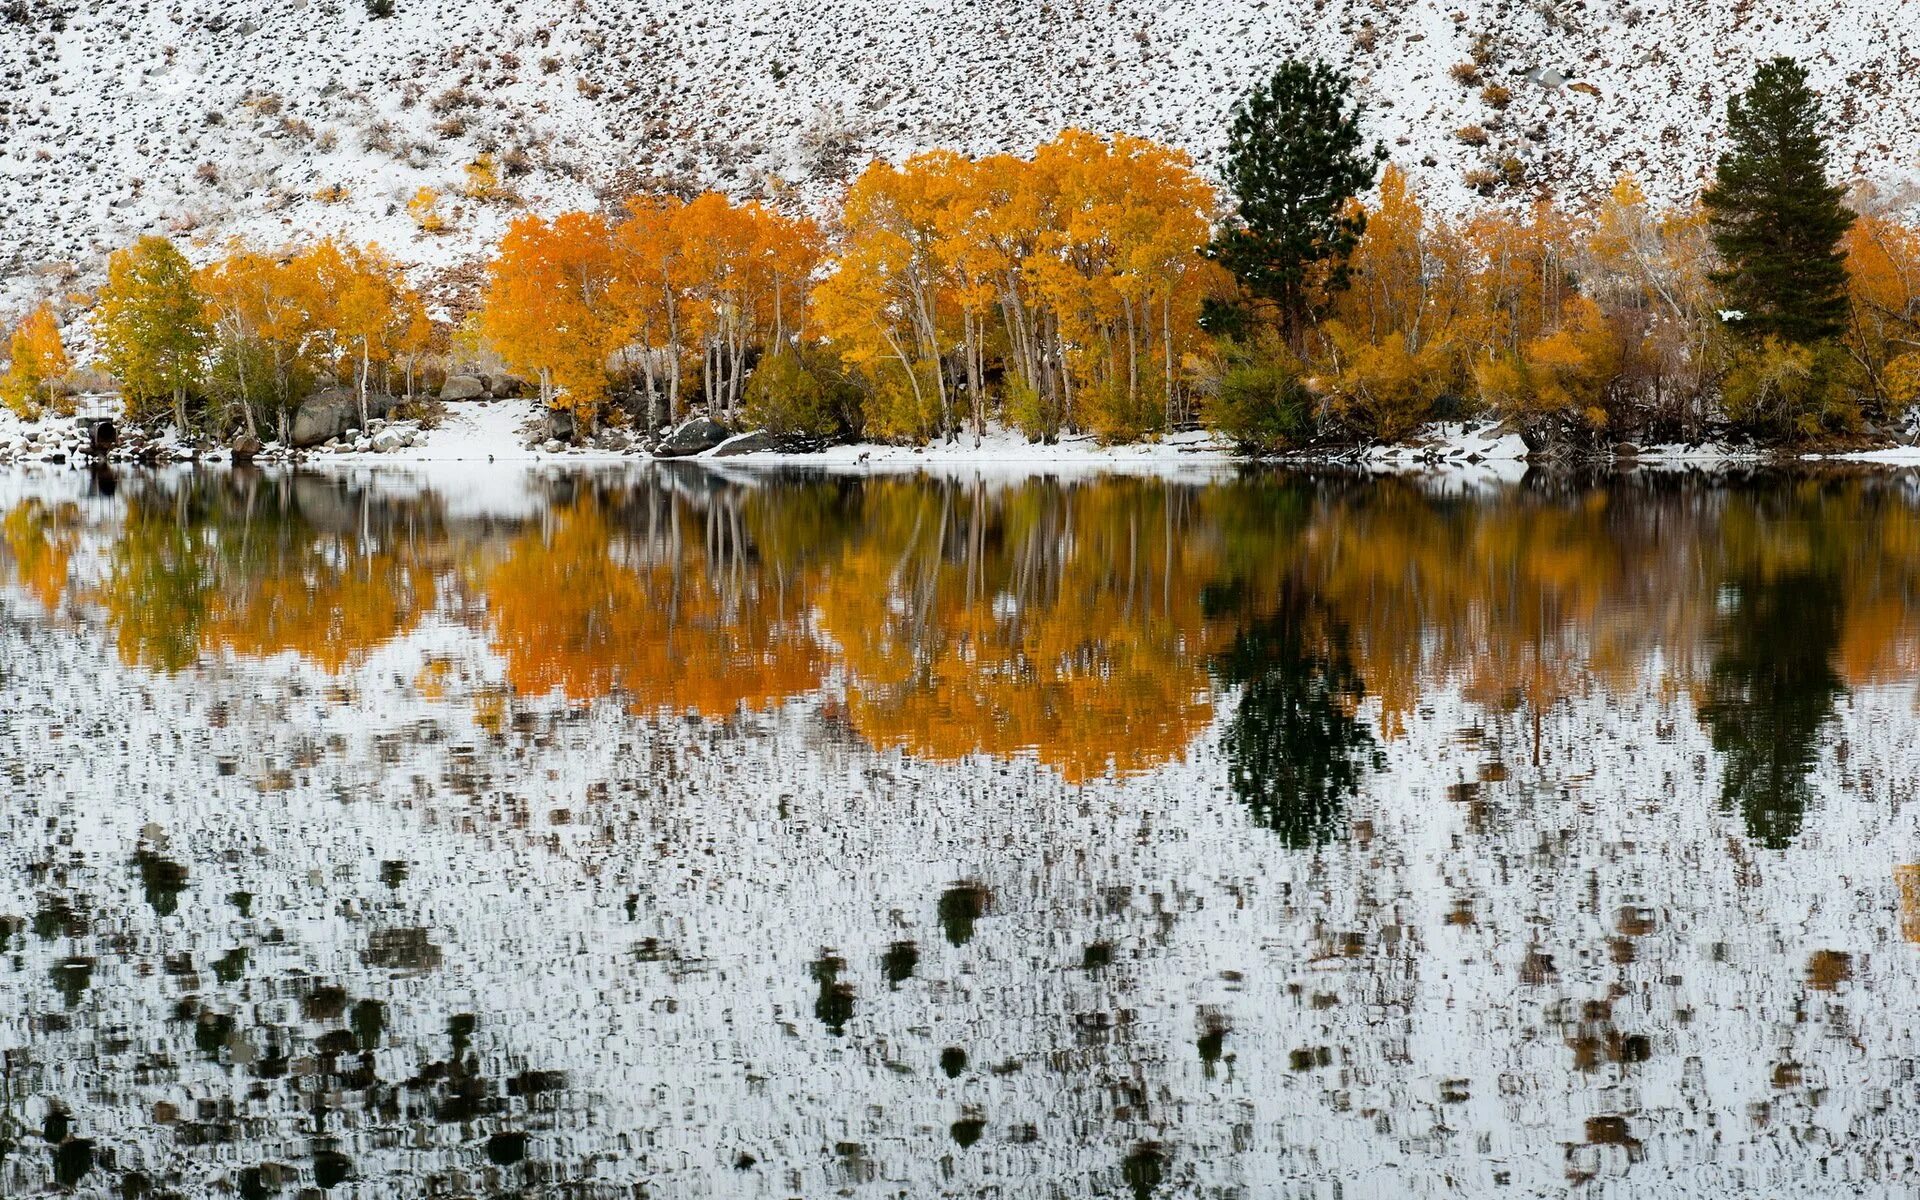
(1203, 336, 1311, 451)
(744, 346, 859, 442)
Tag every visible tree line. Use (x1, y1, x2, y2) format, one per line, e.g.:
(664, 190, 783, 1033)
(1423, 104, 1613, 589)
(4, 55, 1915, 450)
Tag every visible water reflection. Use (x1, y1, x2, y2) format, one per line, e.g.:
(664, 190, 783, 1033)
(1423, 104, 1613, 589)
(2, 464, 1920, 1195)
(10, 466, 1919, 814)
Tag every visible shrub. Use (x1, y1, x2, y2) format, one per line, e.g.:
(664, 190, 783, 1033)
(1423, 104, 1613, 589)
(1202, 334, 1311, 450)
(743, 346, 855, 442)
(1473, 297, 1620, 428)
(1480, 84, 1512, 109)
(365, 0, 394, 16)
(1084, 378, 1165, 444)
(1455, 124, 1489, 147)
(407, 187, 446, 233)
(1720, 337, 1862, 441)
(1449, 62, 1483, 86)
(463, 153, 502, 199)
(1322, 323, 1457, 440)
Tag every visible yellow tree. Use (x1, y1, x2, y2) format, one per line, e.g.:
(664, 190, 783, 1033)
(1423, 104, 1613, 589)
(1319, 166, 1472, 437)
(1028, 130, 1220, 440)
(610, 195, 691, 426)
(813, 157, 959, 441)
(1843, 212, 1920, 404)
(301, 239, 425, 425)
(669, 193, 823, 421)
(196, 242, 321, 440)
(1, 304, 71, 418)
(1581, 175, 1724, 424)
(94, 236, 209, 430)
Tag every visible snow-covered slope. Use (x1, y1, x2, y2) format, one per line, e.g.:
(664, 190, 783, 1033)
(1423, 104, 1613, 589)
(2, 0, 1917, 312)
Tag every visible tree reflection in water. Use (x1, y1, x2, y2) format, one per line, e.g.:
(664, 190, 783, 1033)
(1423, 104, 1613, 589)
(3, 465, 1919, 1195)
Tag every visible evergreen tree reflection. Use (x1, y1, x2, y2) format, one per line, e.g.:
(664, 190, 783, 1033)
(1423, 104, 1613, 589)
(1212, 589, 1378, 848)
(1699, 570, 1845, 849)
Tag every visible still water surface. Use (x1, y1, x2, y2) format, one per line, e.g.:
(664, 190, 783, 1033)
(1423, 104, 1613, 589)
(2, 464, 1919, 1197)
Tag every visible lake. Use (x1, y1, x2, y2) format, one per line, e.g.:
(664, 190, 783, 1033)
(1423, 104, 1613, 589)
(2, 463, 1917, 1197)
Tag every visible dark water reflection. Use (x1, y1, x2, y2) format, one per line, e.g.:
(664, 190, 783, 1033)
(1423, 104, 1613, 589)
(3, 464, 1920, 1196)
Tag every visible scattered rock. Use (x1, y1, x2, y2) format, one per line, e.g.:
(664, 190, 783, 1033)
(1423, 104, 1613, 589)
(372, 429, 406, 453)
(654, 417, 732, 458)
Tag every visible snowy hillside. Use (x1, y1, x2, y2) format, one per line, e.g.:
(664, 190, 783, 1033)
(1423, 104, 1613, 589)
(2, 0, 1917, 311)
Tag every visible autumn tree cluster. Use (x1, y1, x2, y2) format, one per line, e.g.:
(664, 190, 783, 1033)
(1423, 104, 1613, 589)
(4, 234, 431, 439)
(472, 132, 1221, 444)
(11, 55, 1919, 453)
(1207, 55, 1920, 449)
(477, 194, 822, 432)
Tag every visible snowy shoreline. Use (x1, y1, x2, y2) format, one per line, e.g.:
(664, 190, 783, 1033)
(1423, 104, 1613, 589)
(2, 398, 1912, 475)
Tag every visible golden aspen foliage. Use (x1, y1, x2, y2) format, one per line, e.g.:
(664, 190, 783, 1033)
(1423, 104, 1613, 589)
(813, 132, 1220, 444)
(2, 303, 71, 418)
(1843, 212, 1920, 403)
(93, 235, 207, 429)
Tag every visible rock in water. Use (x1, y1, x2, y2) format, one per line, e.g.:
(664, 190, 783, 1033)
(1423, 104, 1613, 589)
(230, 434, 263, 462)
(654, 417, 731, 458)
(439, 375, 486, 401)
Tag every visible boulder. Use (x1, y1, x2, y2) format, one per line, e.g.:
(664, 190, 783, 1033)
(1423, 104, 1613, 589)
(439, 374, 486, 401)
(493, 375, 529, 399)
(546, 408, 577, 444)
(230, 434, 263, 462)
(654, 417, 732, 458)
(710, 429, 781, 457)
(372, 428, 406, 453)
(290, 388, 399, 448)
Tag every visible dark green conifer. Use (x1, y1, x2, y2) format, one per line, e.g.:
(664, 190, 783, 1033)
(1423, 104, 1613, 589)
(1212, 60, 1386, 339)
(1701, 57, 1855, 344)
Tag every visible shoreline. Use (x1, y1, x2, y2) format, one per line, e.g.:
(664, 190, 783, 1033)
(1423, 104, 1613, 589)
(4, 399, 1916, 474)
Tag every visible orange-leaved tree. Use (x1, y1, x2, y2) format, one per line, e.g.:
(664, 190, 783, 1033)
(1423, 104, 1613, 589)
(479, 212, 622, 419)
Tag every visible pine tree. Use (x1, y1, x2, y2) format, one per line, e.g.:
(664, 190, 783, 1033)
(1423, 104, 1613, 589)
(1212, 60, 1385, 340)
(1702, 57, 1855, 344)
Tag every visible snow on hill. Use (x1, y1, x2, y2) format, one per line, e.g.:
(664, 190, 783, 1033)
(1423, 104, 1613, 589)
(1, 0, 1917, 313)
